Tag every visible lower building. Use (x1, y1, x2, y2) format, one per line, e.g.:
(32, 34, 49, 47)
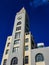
(31, 47, 49, 65)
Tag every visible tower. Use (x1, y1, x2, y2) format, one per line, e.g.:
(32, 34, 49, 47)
(7, 7, 29, 65)
(1, 7, 36, 65)
(1, 7, 32, 65)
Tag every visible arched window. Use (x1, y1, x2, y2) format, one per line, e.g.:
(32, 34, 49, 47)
(35, 53, 44, 62)
(11, 57, 18, 65)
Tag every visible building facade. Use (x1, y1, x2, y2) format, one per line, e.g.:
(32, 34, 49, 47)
(1, 7, 49, 65)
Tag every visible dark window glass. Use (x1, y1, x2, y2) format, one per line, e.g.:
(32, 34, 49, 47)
(7, 42, 10, 47)
(11, 57, 18, 65)
(15, 32, 21, 39)
(25, 38, 29, 43)
(16, 26, 21, 31)
(25, 32, 29, 35)
(25, 45, 28, 51)
(17, 16, 22, 20)
(3, 59, 7, 65)
(17, 21, 21, 25)
(5, 49, 9, 54)
(14, 39, 20, 45)
(35, 53, 44, 62)
(25, 56, 28, 64)
(13, 47, 19, 52)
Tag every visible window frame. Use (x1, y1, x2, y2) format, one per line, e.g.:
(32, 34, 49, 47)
(24, 56, 28, 64)
(35, 53, 44, 62)
(14, 39, 20, 45)
(25, 38, 29, 43)
(13, 47, 19, 52)
(5, 49, 9, 55)
(16, 26, 21, 31)
(11, 57, 18, 65)
(15, 32, 21, 39)
(3, 59, 7, 65)
(25, 45, 28, 51)
(7, 42, 10, 47)
(17, 21, 21, 25)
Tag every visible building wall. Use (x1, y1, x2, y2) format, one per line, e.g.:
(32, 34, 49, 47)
(5, 8, 26, 65)
(1, 36, 12, 65)
(1, 7, 49, 65)
(1, 8, 31, 65)
(24, 32, 31, 65)
(31, 47, 49, 65)
(36, 62, 45, 65)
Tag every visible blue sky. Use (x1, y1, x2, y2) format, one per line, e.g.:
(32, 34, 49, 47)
(0, 0, 49, 64)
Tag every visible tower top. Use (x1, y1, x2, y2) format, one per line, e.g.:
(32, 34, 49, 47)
(17, 7, 26, 15)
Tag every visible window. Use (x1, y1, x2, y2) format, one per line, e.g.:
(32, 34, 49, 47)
(7, 42, 10, 47)
(14, 39, 20, 45)
(25, 32, 29, 35)
(16, 26, 21, 31)
(15, 32, 21, 39)
(5, 49, 9, 54)
(35, 53, 44, 62)
(13, 47, 19, 52)
(17, 16, 22, 20)
(25, 38, 29, 43)
(25, 56, 28, 64)
(11, 57, 18, 65)
(17, 21, 21, 25)
(25, 45, 28, 51)
(3, 59, 7, 65)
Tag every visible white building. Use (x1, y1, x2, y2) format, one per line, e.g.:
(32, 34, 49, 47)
(1, 7, 49, 65)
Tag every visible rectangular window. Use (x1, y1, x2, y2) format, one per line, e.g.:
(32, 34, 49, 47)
(25, 56, 28, 64)
(5, 49, 9, 54)
(7, 42, 10, 47)
(15, 32, 21, 39)
(16, 26, 21, 31)
(25, 45, 28, 51)
(25, 38, 29, 43)
(3, 59, 7, 65)
(14, 39, 20, 45)
(13, 47, 19, 52)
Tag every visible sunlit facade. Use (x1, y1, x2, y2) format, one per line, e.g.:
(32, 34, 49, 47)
(1, 7, 49, 65)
